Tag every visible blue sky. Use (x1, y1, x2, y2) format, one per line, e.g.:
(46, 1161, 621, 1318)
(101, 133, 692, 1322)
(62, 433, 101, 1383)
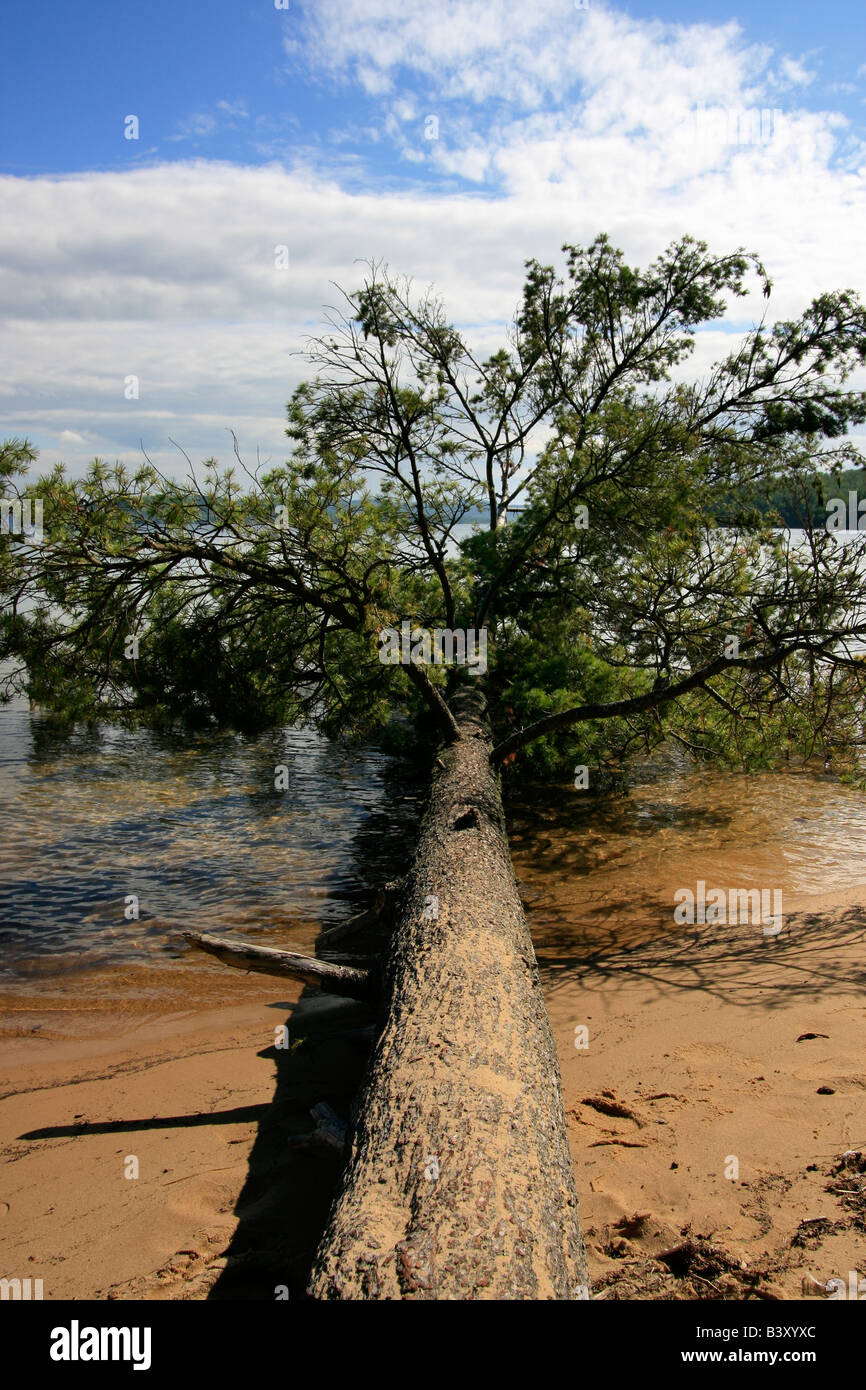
(1, 0, 864, 474)
(2, 1, 864, 179)
(2, 2, 294, 176)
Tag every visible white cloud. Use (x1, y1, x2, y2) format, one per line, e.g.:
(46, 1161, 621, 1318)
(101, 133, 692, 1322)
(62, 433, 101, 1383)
(391, 98, 417, 123)
(2, 2, 865, 478)
(290, 0, 764, 117)
(216, 100, 250, 120)
(169, 99, 251, 143)
(168, 112, 218, 142)
(770, 55, 816, 90)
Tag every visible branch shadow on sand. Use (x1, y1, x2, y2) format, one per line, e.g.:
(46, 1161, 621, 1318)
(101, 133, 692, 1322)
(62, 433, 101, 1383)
(532, 899, 866, 1011)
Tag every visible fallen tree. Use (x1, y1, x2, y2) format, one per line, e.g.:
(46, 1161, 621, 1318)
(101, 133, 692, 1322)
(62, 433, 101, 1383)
(308, 688, 588, 1299)
(7, 234, 866, 1301)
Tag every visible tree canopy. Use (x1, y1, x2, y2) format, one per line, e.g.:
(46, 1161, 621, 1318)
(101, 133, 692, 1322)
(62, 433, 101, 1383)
(3, 232, 866, 781)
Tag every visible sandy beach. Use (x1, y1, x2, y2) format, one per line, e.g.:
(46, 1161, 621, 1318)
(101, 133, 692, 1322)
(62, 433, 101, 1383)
(0, 960, 375, 1300)
(2, 880, 864, 1301)
(548, 884, 866, 1299)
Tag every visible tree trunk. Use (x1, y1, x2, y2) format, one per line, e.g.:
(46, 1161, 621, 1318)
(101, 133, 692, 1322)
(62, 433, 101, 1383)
(307, 687, 588, 1300)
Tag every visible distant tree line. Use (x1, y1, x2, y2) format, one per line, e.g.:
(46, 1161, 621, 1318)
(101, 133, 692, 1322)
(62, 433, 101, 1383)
(718, 465, 866, 529)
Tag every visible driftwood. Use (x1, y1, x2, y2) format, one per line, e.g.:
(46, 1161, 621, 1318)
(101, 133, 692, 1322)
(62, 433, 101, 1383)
(307, 687, 589, 1299)
(182, 931, 377, 1002)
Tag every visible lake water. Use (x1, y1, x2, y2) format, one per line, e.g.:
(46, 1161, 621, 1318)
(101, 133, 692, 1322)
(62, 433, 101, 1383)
(509, 750, 866, 972)
(0, 696, 423, 988)
(2, 693, 866, 1005)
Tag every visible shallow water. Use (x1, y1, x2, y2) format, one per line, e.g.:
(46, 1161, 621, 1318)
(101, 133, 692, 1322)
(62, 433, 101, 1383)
(0, 697, 422, 986)
(508, 749, 866, 970)
(1, 698, 865, 998)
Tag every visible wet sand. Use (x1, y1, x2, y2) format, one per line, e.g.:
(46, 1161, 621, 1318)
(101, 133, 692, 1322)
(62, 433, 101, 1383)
(2, 886, 864, 1300)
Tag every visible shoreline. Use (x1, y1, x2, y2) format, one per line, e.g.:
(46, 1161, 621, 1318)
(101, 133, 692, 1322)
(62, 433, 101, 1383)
(1, 886, 864, 1300)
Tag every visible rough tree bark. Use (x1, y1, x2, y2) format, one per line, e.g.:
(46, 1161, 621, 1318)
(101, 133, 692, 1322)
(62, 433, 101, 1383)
(307, 687, 588, 1300)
